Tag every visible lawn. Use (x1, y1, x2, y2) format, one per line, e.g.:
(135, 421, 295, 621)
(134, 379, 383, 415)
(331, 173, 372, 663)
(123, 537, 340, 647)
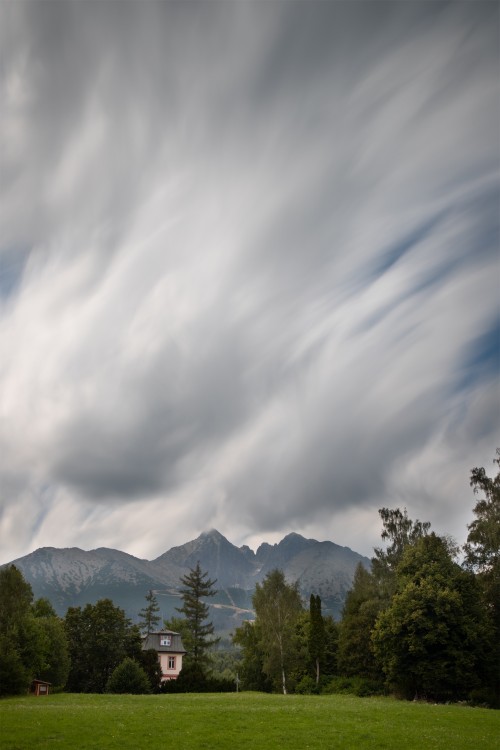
(0, 692, 498, 750)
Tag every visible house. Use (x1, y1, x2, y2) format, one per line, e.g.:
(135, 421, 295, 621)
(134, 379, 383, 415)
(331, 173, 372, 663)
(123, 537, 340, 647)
(142, 630, 186, 681)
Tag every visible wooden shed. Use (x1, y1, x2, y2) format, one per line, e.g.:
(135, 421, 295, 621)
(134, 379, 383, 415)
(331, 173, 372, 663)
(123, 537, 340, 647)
(30, 679, 51, 696)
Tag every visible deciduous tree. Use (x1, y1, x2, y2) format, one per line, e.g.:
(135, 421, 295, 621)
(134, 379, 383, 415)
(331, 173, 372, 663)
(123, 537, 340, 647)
(65, 599, 141, 693)
(232, 620, 272, 692)
(464, 449, 500, 572)
(0, 565, 35, 696)
(252, 569, 303, 694)
(32, 601, 70, 688)
(372, 507, 431, 595)
(337, 563, 384, 683)
(463, 449, 500, 704)
(0, 566, 69, 695)
(372, 533, 489, 702)
(0, 565, 33, 634)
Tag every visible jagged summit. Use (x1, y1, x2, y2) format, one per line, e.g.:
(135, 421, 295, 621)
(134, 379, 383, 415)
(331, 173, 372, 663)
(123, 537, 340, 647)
(200, 528, 225, 540)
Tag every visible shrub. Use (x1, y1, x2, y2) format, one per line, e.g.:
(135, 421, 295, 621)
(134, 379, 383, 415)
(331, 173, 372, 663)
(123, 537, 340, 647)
(323, 676, 385, 697)
(204, 676, 236, 693)
(106, 658, 151, 694)
(159, 667, 236, 693)
(468, 688, 500, 710)
(295, 676, 319, 695)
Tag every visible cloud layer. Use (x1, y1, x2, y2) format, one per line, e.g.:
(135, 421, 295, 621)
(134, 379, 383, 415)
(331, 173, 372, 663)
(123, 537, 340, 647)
(1, 1, 498, 563)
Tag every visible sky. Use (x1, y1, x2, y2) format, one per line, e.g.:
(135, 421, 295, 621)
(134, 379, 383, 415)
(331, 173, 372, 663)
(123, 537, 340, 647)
(0, 1, 499, 565)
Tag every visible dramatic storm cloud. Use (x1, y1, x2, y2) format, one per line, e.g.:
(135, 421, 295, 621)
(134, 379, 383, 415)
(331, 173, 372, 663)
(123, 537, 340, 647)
(1, 1, 498, 563)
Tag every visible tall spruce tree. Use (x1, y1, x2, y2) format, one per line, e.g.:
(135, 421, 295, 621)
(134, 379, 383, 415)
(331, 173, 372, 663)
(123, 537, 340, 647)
(309, 594, 325, 686)
(176, 562, 218, 677)
(138, 589, 161, 635)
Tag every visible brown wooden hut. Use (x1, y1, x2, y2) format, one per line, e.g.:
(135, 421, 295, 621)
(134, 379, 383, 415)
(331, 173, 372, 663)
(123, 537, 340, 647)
(30, 679, 51, 696)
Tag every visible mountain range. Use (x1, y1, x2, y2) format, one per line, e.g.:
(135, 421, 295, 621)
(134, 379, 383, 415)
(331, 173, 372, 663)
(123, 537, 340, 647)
(4, 529, 371, 633)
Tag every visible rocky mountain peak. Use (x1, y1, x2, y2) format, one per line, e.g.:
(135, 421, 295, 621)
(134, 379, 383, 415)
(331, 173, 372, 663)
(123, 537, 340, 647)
(200, 528, 225, 541)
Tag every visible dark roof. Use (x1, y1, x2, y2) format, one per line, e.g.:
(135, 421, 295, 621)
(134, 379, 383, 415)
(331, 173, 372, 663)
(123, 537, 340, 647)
(142, 630, 186, 654)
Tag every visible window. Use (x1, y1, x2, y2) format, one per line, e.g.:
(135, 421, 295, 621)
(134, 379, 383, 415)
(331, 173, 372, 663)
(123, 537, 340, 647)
(168, 656, 176, 670)
(160, 635, 171, 646)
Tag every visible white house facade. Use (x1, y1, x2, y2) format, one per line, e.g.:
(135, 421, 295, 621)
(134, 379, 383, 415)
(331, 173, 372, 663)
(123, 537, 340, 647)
(142, 630, 186, 681)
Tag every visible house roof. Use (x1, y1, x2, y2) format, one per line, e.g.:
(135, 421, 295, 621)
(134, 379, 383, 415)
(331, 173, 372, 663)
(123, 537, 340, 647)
(142, 630, 186, 654)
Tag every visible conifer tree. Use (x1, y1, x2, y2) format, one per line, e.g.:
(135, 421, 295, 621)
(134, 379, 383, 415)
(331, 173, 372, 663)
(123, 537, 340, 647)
(176, 562, 218, 676)
(138, 589, 161, 635)
(309, 594, 325, 686)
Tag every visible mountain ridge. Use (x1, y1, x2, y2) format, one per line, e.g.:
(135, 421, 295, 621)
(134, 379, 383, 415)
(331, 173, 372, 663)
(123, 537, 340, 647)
(4, 529, 371, 631)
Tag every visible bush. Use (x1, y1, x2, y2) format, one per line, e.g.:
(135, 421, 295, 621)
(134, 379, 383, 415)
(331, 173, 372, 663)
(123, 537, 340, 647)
(468, 688, 500, 710)
(106, 658, 151, 694)
(205, 676, 236, 693)
(159, 666, 236, 694)
(323, 676, 385, 697)
(295, 676, 319, 695)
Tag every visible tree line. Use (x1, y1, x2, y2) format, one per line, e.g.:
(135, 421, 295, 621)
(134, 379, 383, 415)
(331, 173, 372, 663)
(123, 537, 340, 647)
(1, 451, 498, 706)
(0, 557, 225, 696)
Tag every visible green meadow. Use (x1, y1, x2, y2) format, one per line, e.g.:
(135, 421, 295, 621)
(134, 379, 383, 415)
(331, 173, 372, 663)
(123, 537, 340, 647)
(0, 693, 498, 750)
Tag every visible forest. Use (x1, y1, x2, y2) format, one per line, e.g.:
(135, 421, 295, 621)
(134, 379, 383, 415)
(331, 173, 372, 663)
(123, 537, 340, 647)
(0, 451, 498, 708)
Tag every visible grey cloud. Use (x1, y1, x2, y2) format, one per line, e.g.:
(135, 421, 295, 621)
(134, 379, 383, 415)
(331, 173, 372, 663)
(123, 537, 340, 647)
(51, 309, 254, 500)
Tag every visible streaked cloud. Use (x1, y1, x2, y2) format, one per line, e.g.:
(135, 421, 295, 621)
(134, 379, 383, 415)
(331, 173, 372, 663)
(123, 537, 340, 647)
(0, 1, 498, 564)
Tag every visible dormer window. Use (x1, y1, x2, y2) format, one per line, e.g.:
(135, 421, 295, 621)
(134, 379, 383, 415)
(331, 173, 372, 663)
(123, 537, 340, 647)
(160, 635, 172, 646)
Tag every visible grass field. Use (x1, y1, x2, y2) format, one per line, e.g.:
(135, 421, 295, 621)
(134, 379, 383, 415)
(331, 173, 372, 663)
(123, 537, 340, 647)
(0, 692, 498, 750)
